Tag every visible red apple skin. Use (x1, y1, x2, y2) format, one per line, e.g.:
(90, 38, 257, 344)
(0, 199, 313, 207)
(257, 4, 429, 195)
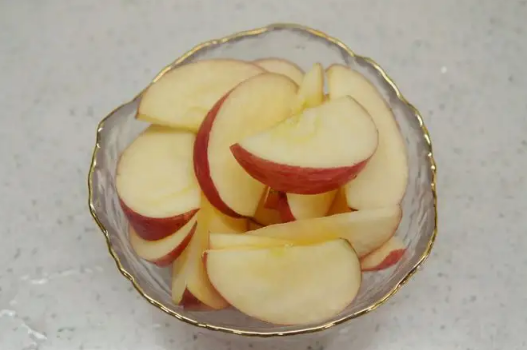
(148, 224, 197, 267)
(179, 290, 202, 308)
(276, 192, 295, 223)
(230, 144, 370, 194)
(179, 290, 215, 311)
(361, 248, 406, 271)
(193, 93, 243, 218)
(120, 199, 199, 241)
(264, 189, 280, 210)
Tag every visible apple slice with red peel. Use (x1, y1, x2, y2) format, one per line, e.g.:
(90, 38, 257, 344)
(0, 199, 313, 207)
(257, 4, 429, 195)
(137, 59, 264, 132)
(253, 58, 304, 85)
(116, 126, 201, 241)
(206, 239, 361, 325)
(277, 190, 337, 222)
(171, 201, 228, 310)
(231, 96, 379, 194)
(194, 73, 298, 217)
(361, 236, 406, 271)
(290, 63, 324, 115)
(327, 65, 408, 209)
(129, 215, 197, 266)
(209, 233, 292, 250)
(252, 188, 282, 226)
(327, 188, 352, 215)
(249, 205, 401, 257)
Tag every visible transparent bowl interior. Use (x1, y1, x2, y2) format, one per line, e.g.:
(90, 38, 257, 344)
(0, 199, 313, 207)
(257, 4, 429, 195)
(89, 26, 436, 335)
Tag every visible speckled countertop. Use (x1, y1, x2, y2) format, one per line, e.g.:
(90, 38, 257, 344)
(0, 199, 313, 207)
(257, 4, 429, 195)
(1, 1, 526, 349)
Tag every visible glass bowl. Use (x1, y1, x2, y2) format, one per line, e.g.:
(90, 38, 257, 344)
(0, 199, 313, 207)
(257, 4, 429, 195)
(87, 23, 437, 338)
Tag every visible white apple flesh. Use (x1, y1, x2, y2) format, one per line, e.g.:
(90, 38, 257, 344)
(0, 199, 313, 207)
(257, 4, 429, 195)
(290, 63, 324, 115)
(137, 59, 264, 132)
(277, 190, 337, 222)
(209, 233, 292, 250)
(208, 204, 247, 233)
(249, 205, 401, 257)
(206, 239, 362, 325)
(327, 64, 408, 209)
(171, 201, 229, 310)
(253, 58, 304, 85)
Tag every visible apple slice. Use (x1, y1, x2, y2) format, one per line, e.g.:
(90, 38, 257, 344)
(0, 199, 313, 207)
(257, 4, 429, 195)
(231, 97, 379, 194)
(290, 63, 324, 115)
(249, 205, 401, 257)
(137, 59, 264, 132)
(252, 188, 282, 226)
(327, 65, 408, 209)
(277, 190, 337, 222)
(208, 204, 247, 233)
(360, 236, 406, 271)
(206, 239, 361, 325)
(253, 58, 304, 85)
(194, 73, 298, 217)
(116, 126, 201, 241)
(129, 215, 197, 266)
(171, 201, 228, 310)
(327, 188, 352, 215)
(209, 233, 292, 250)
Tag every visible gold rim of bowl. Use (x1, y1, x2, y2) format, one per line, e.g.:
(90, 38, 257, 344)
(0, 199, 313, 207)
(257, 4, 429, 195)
(87, 22, 438, 338)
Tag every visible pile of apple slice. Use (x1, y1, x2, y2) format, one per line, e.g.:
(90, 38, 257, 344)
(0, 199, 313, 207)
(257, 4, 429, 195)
(115, 58, 408, 326)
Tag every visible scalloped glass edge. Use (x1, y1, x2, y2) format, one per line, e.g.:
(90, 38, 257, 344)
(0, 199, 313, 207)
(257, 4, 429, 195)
(87, 23, 438, 338)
